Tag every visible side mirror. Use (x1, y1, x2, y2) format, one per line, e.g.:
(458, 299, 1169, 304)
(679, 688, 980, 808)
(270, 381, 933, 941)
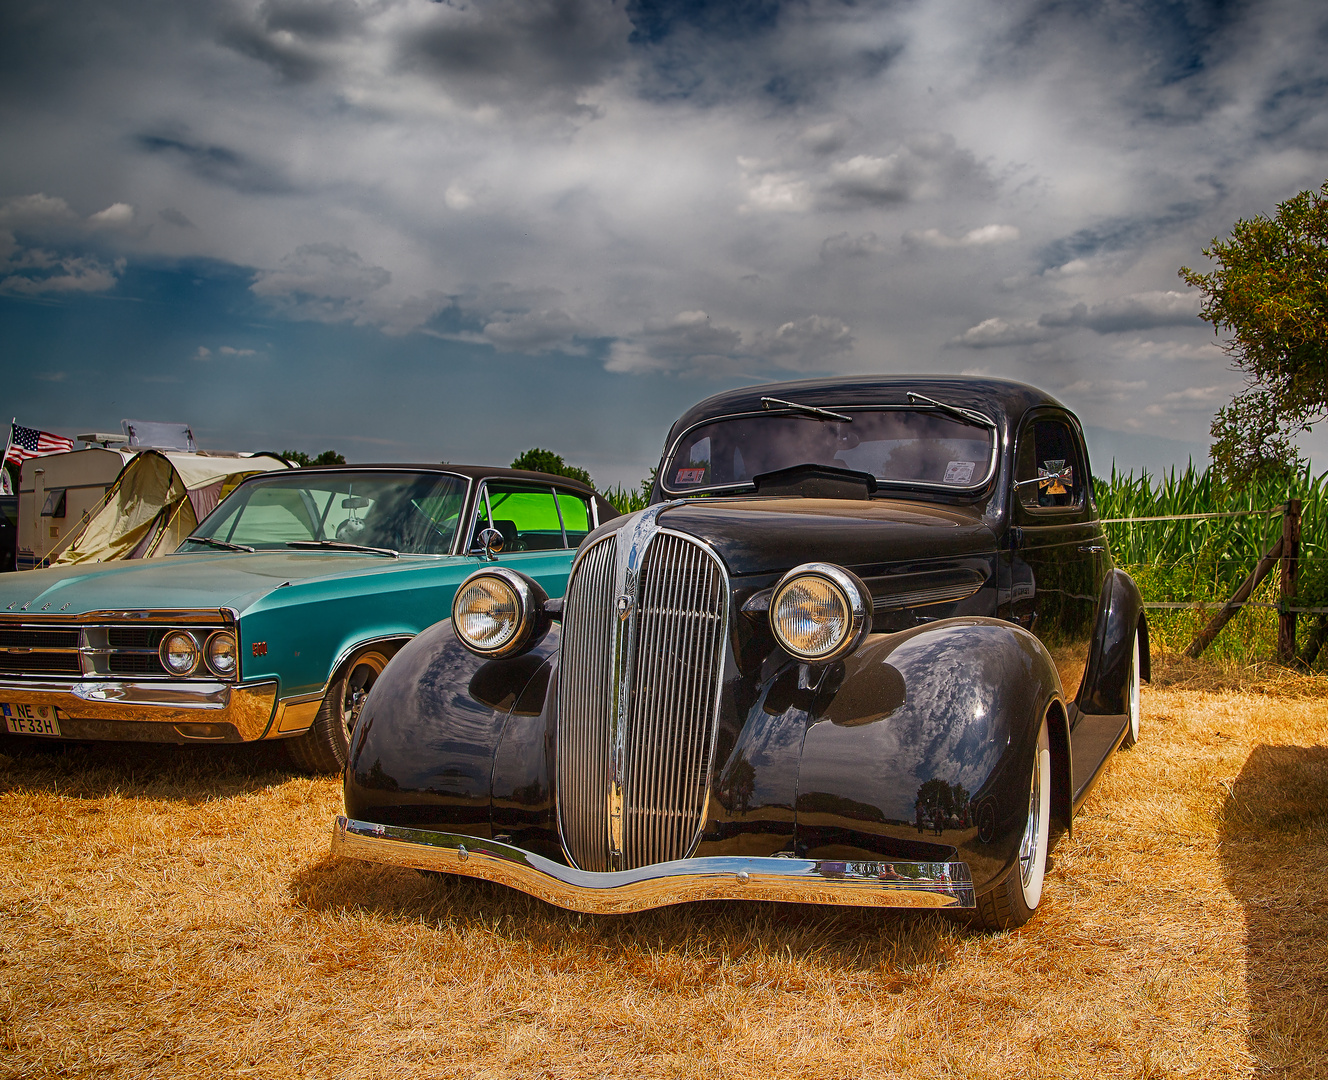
(475, 527, 504, 561)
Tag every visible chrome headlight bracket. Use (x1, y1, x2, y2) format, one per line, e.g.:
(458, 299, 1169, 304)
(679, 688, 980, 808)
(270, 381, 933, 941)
(770, 562, 871, 664)
(451, 567, 551, 658)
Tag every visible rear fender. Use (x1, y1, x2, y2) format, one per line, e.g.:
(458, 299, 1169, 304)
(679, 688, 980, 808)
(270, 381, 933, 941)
(1077, 568, 1149, 716)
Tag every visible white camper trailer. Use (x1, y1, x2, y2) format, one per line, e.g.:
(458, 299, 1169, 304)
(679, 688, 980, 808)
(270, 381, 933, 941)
(17, 447, 136, 569)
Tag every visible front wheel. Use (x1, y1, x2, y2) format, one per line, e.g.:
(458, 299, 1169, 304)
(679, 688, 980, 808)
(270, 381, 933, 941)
(972, 715, 1051, 931)
(1118, 629, 1141, 749)
(285, 647, 391, 774)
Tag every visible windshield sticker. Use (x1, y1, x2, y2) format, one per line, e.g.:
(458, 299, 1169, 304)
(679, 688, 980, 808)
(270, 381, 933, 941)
(675, 467, 707, 485)
(943, 460, 976, 484)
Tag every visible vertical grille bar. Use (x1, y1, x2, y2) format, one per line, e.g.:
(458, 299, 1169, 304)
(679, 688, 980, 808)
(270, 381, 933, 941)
(556, 536, 617, 872)
(557, 527, 728, 872)
(624, 533, 726, 868)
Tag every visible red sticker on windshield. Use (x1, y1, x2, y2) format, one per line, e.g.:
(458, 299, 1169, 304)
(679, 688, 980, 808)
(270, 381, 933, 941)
(675, 467, 707, 485)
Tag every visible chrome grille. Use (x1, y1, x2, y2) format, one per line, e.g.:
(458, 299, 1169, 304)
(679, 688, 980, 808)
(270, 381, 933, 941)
(622, 533, 726, 869)
(556, 536, 617, 872)
(0, 617, 229, 679)
(557, 525, 728, 872)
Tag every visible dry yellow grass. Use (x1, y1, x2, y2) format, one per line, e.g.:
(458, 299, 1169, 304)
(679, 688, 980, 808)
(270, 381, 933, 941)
(2, 655, 1327, 1079)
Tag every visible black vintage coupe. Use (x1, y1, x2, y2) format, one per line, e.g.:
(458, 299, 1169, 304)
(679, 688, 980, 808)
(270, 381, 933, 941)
(333, 376, 1147, 929)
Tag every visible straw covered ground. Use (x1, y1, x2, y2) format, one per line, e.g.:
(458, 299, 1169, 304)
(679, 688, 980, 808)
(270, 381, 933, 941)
(2, 654, 1327, 1079)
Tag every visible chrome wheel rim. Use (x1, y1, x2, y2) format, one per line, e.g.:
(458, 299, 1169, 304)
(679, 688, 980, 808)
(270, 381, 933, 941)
(1128, 634, 1141, 743)
(1019, 748, 1043, 890)
(340, 659, 382, 738)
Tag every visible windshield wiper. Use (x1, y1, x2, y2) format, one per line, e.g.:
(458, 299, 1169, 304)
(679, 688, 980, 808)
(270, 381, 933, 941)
(184, 535, 255, 553)
(905, 391, 993, 428)
(760, 396, 853, 422)
(285, 540, 400, 559)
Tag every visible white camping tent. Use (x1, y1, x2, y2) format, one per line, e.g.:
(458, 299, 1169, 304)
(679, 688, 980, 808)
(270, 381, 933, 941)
(51, 451, 291, 564)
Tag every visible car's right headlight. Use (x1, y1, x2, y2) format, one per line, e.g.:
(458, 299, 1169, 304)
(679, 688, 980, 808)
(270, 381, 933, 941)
(452, 568, 550, 658)
(770, 563, 871, 662)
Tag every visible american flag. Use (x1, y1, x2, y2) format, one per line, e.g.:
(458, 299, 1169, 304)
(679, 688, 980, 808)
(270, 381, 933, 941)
(3, 423, 74, 468)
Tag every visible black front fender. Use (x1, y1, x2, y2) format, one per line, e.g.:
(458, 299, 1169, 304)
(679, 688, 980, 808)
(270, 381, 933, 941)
(704, 618, 1070, 895)
(344, 619, 561, 856)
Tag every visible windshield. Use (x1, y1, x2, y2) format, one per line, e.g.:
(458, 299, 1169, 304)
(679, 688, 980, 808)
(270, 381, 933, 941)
(177, 471, 468, 555)
(660, 408, 996, 495)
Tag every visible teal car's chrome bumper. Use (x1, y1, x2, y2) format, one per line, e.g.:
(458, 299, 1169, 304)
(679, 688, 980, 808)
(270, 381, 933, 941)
(332, 816, 976, 913)
(0, 679, 279, 742)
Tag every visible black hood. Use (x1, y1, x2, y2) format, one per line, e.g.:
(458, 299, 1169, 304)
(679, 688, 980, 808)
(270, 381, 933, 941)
(655, 497, 998, 577)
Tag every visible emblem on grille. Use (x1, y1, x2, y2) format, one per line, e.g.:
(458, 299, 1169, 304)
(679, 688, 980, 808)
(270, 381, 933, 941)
(615, 594, 632, 619)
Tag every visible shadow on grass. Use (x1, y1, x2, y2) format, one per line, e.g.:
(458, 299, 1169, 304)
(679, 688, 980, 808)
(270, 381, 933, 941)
(1220, 744, 1328, 1074)
(0, 732, 306, 800)
(290, 851, 968, 980)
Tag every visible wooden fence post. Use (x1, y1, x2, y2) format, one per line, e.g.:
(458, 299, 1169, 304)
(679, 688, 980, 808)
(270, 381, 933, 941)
(1278, 499, 1302, 663)
(1186, 535, 1283, 659)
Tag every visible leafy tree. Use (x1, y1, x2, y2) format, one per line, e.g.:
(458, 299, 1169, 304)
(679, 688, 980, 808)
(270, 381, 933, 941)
(1180, 180, 1328, 484)
(510, 447, 593, 488)
(281, 450, 345, 467)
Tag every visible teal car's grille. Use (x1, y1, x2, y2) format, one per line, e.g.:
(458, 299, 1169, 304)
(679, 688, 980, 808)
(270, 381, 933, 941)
(0, 618, 229, 680)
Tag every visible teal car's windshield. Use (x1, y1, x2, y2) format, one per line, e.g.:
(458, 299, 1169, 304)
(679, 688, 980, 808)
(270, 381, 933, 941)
(177, 471, 468, 555)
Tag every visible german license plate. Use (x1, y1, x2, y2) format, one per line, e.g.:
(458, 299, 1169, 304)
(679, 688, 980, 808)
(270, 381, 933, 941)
(2, 703, 61, 736)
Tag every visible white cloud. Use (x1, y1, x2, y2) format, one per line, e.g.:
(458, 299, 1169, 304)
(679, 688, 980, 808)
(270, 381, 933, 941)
(251, 244, 392, 324)
(950, 318, 1055, 349)
(0, 253, 122, 294)
(752, 315, 854, 368)
(218, 345, 257, 356)
(87, 202, 134, 228)
(482, 309, 588, 354)
(904, 224, 1020, 249)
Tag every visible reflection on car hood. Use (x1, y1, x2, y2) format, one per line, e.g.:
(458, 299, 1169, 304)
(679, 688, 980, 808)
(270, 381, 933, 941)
(0, 551, 452, 617)
(656, 497, 998, 576)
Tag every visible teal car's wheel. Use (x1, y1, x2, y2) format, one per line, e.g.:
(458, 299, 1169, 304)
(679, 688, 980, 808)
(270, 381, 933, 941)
(972, 714, 1051, 931)
(286, 647, 391, 774)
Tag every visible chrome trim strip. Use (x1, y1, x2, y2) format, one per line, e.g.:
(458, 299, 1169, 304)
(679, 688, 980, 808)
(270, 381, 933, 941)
(333, 817, 975, 913)
(0, 609, 232, 625)
(0, 679, 278, 740)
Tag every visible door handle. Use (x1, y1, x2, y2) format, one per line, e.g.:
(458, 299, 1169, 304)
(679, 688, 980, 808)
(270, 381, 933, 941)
(1078, 545, 1105, 553)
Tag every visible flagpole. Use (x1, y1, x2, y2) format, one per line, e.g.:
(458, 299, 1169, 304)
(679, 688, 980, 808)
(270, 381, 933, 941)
(0, 418, 13, 496)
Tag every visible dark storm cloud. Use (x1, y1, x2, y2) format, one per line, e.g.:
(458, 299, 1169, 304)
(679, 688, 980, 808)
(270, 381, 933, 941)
(626, 0, 902, 106)
(398, 0, 631, 113)
(1036, 203, 1210, 272)
(220, 0, 370, 82)
(135, 134, 296, 195)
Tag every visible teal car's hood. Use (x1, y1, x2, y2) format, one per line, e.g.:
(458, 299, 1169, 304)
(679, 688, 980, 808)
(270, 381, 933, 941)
(0, 552, 458, 616)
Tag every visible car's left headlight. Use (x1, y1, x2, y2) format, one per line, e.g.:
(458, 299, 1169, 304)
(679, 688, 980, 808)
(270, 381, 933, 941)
(452, 568, 550, 658)
(770, 563, 871, 662)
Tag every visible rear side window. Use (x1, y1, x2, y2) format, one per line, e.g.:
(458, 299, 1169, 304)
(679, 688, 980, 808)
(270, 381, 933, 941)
(1016, 418, 1084, 510)
(473, 484, 575, 551)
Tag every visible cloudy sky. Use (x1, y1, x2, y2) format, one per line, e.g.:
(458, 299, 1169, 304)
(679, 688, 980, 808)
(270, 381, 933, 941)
(3, 0, 1328, 488)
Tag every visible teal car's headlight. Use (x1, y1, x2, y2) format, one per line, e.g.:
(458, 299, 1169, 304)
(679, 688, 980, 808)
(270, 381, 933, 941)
(204, 631, 238, 679)
(159, 630, 202, 676)
(452, 568, 550, 658)
(770, 563, 871, 662)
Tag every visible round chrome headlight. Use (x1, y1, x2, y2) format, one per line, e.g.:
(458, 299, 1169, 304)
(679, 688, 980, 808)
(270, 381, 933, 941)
(451, 568, 549, 658)
(770, 563, 871, 662)
(159, 631, 201, 676)
(205, 631, 238, 678)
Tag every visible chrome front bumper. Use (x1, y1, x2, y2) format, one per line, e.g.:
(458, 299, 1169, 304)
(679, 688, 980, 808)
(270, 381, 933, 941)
(0, 679, 279, 741)
(332, 816, 976, 913)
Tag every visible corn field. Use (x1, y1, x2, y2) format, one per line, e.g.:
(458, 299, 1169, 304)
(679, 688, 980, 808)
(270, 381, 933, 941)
(1095, 464, 1328, 664)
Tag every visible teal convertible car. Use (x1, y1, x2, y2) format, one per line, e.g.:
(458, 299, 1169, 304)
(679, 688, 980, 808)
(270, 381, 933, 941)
(0, 465, 617, 771)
